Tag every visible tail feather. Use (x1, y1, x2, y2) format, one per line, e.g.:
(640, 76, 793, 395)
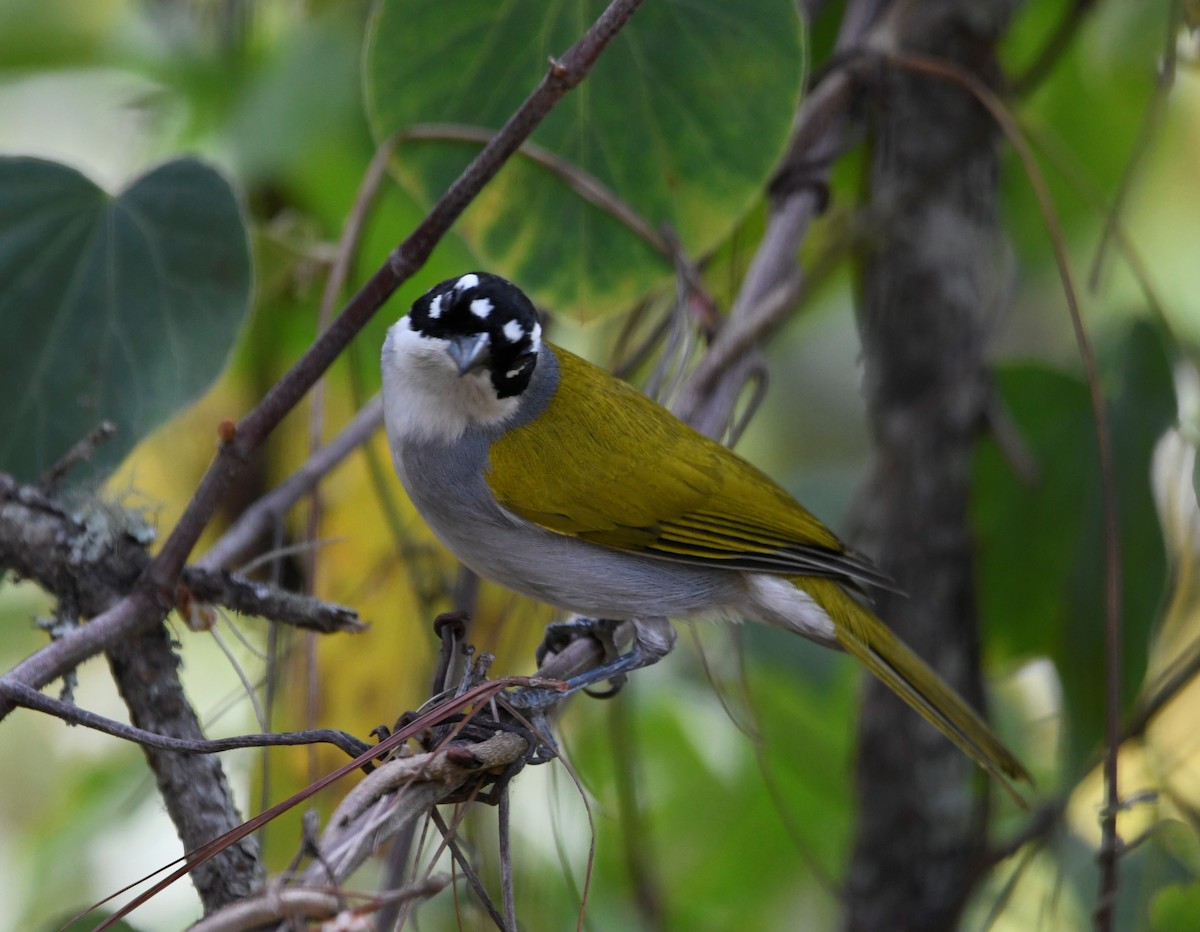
(802, 578, 1032, 807)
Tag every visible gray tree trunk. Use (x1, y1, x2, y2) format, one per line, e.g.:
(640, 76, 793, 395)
(845, 2, 1019, 929)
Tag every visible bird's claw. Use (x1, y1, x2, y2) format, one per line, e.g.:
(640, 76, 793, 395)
(535, 616, 623, 666)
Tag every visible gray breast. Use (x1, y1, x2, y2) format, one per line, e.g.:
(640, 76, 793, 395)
(391, 346, 748, 620)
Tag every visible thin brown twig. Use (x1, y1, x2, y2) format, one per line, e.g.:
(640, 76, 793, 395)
(430, 807, 507, 930)
(198, 395, 384, 572)
(1010, 0, 1098, 97)
(0, 679, 371, 759)
(978, 840, 1047, 932)
(1023, 120, 1176, 346)
(0, 0, 649, 722)
(1087, 1, 1179, 295)
(883, 49, 1123, 932)
(37, 420, 117, 493)
(543, 737, 600, 932)
(396, 123, 670, 257)
(610, 296, 673, 381)
(396, 804, 438, 931)
(607, 691, 666, 928)
(693, 624, 842, 901)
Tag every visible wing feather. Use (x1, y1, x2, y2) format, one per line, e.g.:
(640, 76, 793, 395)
(487, 345, 885, 588)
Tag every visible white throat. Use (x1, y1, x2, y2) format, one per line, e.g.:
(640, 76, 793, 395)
(381, 317, 518, 444)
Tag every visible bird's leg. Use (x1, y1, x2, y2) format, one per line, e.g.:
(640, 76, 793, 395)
(534, 616, 628, 698)
(514, 617, 676, 709)
(535, 616, 624, 666)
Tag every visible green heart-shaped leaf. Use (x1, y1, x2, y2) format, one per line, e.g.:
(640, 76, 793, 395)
(0, 156, 251, 484)
(364, 0, 804, 318)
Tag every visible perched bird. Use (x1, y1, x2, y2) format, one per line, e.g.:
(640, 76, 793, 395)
(381, 271, 1029, 798)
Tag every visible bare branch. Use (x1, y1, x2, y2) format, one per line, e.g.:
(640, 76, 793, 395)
(0, 679, 371, 759)
(0, 471, 361, 635)
(200, 395, 384, 573)
(90, 676, 542, 930)
(38, 420, 118, 494)
(1010, 0, 1098, 97)
(674, 0, 886, 437)
(311, 732, 530, 885)
(189, 875, 450, 932)
(107, 626, 266, 911)
(0, 461, 362, 912)
(182, 567, 364, 633)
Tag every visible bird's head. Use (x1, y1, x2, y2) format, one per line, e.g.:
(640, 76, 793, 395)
(407, 272, 542, 398)
(382, 272, 544, 442)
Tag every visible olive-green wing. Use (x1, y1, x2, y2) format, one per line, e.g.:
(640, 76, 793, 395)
(487, 345, 884, 586)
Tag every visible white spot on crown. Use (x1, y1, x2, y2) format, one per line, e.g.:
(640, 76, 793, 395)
(455, 273, 480, 292)
(502, 320, 524, 343)
(470, 298, 493, 319)
(429, 293, 444, 319)
(529, 322, 542, 352)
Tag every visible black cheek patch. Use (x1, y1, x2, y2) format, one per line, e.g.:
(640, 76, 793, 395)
(490, 351, 536, 398)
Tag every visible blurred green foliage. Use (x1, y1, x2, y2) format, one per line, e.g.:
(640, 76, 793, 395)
(974, 323, 1174, 773)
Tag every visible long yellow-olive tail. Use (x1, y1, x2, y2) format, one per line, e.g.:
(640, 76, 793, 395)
(800, 578, 1031, 807)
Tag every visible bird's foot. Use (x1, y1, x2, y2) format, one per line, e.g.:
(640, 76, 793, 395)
(534, 616, 629, 699)
(513, 617, 675, 710)
(535, 616, 624, 666)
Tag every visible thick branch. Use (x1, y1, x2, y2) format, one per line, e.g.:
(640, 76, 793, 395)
(198, 395, 384, 572)
(844, 2, 1019, 929)
(0, 470, 360, 913)
(0, 472, 361, 635)
(0, 473, 272, 911)
(108, 627, 265, 912)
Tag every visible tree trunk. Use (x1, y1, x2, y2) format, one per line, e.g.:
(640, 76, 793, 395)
(845, 2, 1019, 929)
(108, 626, 265, 913)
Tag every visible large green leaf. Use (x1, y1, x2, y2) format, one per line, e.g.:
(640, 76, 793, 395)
(364, 0, 804, 318)
(973, 324, 1173, 773)
(0, 157, 251, 483)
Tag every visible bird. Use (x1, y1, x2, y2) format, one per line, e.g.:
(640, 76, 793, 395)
(381, 271, 1030, 799)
